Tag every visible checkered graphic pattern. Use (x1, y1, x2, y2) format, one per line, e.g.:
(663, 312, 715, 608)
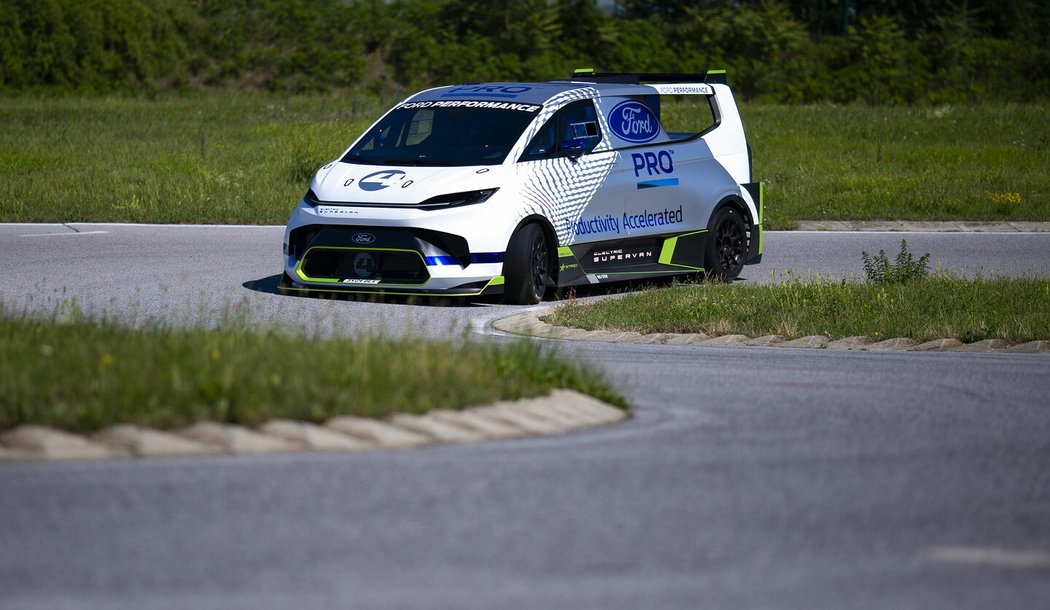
(511, 88, 619, 245)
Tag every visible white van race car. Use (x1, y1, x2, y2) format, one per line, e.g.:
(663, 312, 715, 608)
(281, 70, 763, 303)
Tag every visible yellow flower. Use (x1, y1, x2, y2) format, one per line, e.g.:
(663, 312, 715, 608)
(988, 191, 1022, 204)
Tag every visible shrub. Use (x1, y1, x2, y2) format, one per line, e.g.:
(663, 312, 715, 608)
(862, 239, 931, 284)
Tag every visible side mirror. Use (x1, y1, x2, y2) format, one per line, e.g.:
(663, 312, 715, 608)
(560, 139, 586, 161)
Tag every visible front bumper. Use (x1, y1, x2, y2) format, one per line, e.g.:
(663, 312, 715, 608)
(283, 224, 506, 297)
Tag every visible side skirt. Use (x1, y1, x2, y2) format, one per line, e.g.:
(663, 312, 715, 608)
(556, 230, 707, 287)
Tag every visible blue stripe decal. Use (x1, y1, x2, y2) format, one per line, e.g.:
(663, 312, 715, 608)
(637, 178, 680, 189)
(470, 252, 504, 264)
(440, 93, 518, 99)
(425, 252, 505, 267)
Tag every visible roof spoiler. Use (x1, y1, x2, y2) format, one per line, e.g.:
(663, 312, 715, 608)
(569, 69, 728, 85)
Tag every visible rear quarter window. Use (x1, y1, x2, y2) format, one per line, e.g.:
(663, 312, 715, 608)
(655, 94, 718, 141)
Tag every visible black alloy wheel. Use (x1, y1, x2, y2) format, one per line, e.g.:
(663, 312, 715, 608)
(704, 206, 749, 281)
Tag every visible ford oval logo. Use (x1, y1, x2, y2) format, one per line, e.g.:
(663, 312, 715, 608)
(352, 232, 376, 244)
(359, 170, 406, 191)
(609, 100, 660, 143)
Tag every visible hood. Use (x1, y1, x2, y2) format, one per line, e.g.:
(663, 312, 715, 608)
(312, 162, 503, 205)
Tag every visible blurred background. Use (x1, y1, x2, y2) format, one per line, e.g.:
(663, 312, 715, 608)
(2, 0, 1048, 103)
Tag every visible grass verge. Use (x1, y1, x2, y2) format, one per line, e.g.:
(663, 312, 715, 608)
(547, 275, 1050, 344)
(0, 308, 624, 433)
(0, 95, 1047, 227)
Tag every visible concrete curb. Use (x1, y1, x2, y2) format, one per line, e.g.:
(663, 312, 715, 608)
(0, 390, 626, 463)
(493, 309, 1050, 355)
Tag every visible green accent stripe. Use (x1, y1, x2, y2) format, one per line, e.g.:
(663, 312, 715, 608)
(658, 230, 707, 269)
(593, 270, 688, 278)
(658, 236, 678, 265)
(758, 182, 765, 255)
(282, 286, 485, 298)
(759, 182, 765, 225)
(557, 246, 574, 258)
(574, 67, 595, 75)
(707, 69, 727, 75)
(485, 275, 504, 287)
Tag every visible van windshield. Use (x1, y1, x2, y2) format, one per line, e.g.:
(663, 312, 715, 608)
(342, 102, 542, 167)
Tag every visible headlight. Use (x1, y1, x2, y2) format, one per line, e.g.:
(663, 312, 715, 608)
(417, 188, 499, 210)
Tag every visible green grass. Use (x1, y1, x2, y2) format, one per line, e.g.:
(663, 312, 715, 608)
(1, 95, 1048, 226)
(0, 93, 388, 224)
(0, 307, 623, 433)
(748, 104, 1050, 228)
(547, 274, 1050, 343)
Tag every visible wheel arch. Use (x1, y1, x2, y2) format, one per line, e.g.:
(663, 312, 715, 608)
(710, 194, 754, 230)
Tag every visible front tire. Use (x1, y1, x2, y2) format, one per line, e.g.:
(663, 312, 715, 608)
(704, 206, 748, 281)
(278, 272, 294, 295)
(503, 224, 550, 305)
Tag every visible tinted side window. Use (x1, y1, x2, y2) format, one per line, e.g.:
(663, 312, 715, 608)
(520, 100, 601, 162)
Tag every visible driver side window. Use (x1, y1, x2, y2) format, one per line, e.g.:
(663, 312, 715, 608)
(520, 100, 601, 162)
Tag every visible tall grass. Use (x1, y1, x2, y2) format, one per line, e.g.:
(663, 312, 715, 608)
(0, 305, 623, 432)
(0, 95, 1047, 227)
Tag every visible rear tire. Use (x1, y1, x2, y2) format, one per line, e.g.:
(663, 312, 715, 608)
(704, 206, 748, 281)
(503, 224, 549, 305)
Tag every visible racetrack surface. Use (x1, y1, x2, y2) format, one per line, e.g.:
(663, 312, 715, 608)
(2, 223, 1049, 337)
(2, 224, 1049, 609)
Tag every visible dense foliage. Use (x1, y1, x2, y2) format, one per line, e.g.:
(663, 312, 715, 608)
(2, 0, 1048, 102)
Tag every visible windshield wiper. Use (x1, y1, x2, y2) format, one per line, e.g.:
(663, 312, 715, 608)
(342, 154, 459, 167)
(380, 158, 457, 167)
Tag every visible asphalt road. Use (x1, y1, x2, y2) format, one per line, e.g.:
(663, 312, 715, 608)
(2, 224, 1049, 609)
(2, 223, 1048, 337)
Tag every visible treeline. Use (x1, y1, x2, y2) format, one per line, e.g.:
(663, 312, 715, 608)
(2, 0, 1048, 103)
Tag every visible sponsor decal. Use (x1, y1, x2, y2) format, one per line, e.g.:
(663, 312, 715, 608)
(317, 206, 359, 215)
(359, 170, 406, 191)
(650, 83, 713, 95)
(590, 247, 656, 265)
(353, 252, 377, 277)
(341, 278, 381, 285)
(632, 150, 678, 189)
(398, 100, 540, 113)
(632, 150, 674, 176)
(568, 205, 685, 236)
(351, 233, 376, 245)
(568, 214, 620, 237)
(441, 85, 533, 99)
(609, 100, 660, 143)
(623, 205, 684, 230)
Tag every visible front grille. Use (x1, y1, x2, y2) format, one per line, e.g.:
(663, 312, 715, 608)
(300, 248, 429, 285)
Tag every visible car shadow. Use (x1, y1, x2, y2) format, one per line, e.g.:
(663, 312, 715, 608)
(244, 271, 749, 307)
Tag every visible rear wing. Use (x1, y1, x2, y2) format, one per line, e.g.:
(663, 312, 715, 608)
(568, 69, 728, 86)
